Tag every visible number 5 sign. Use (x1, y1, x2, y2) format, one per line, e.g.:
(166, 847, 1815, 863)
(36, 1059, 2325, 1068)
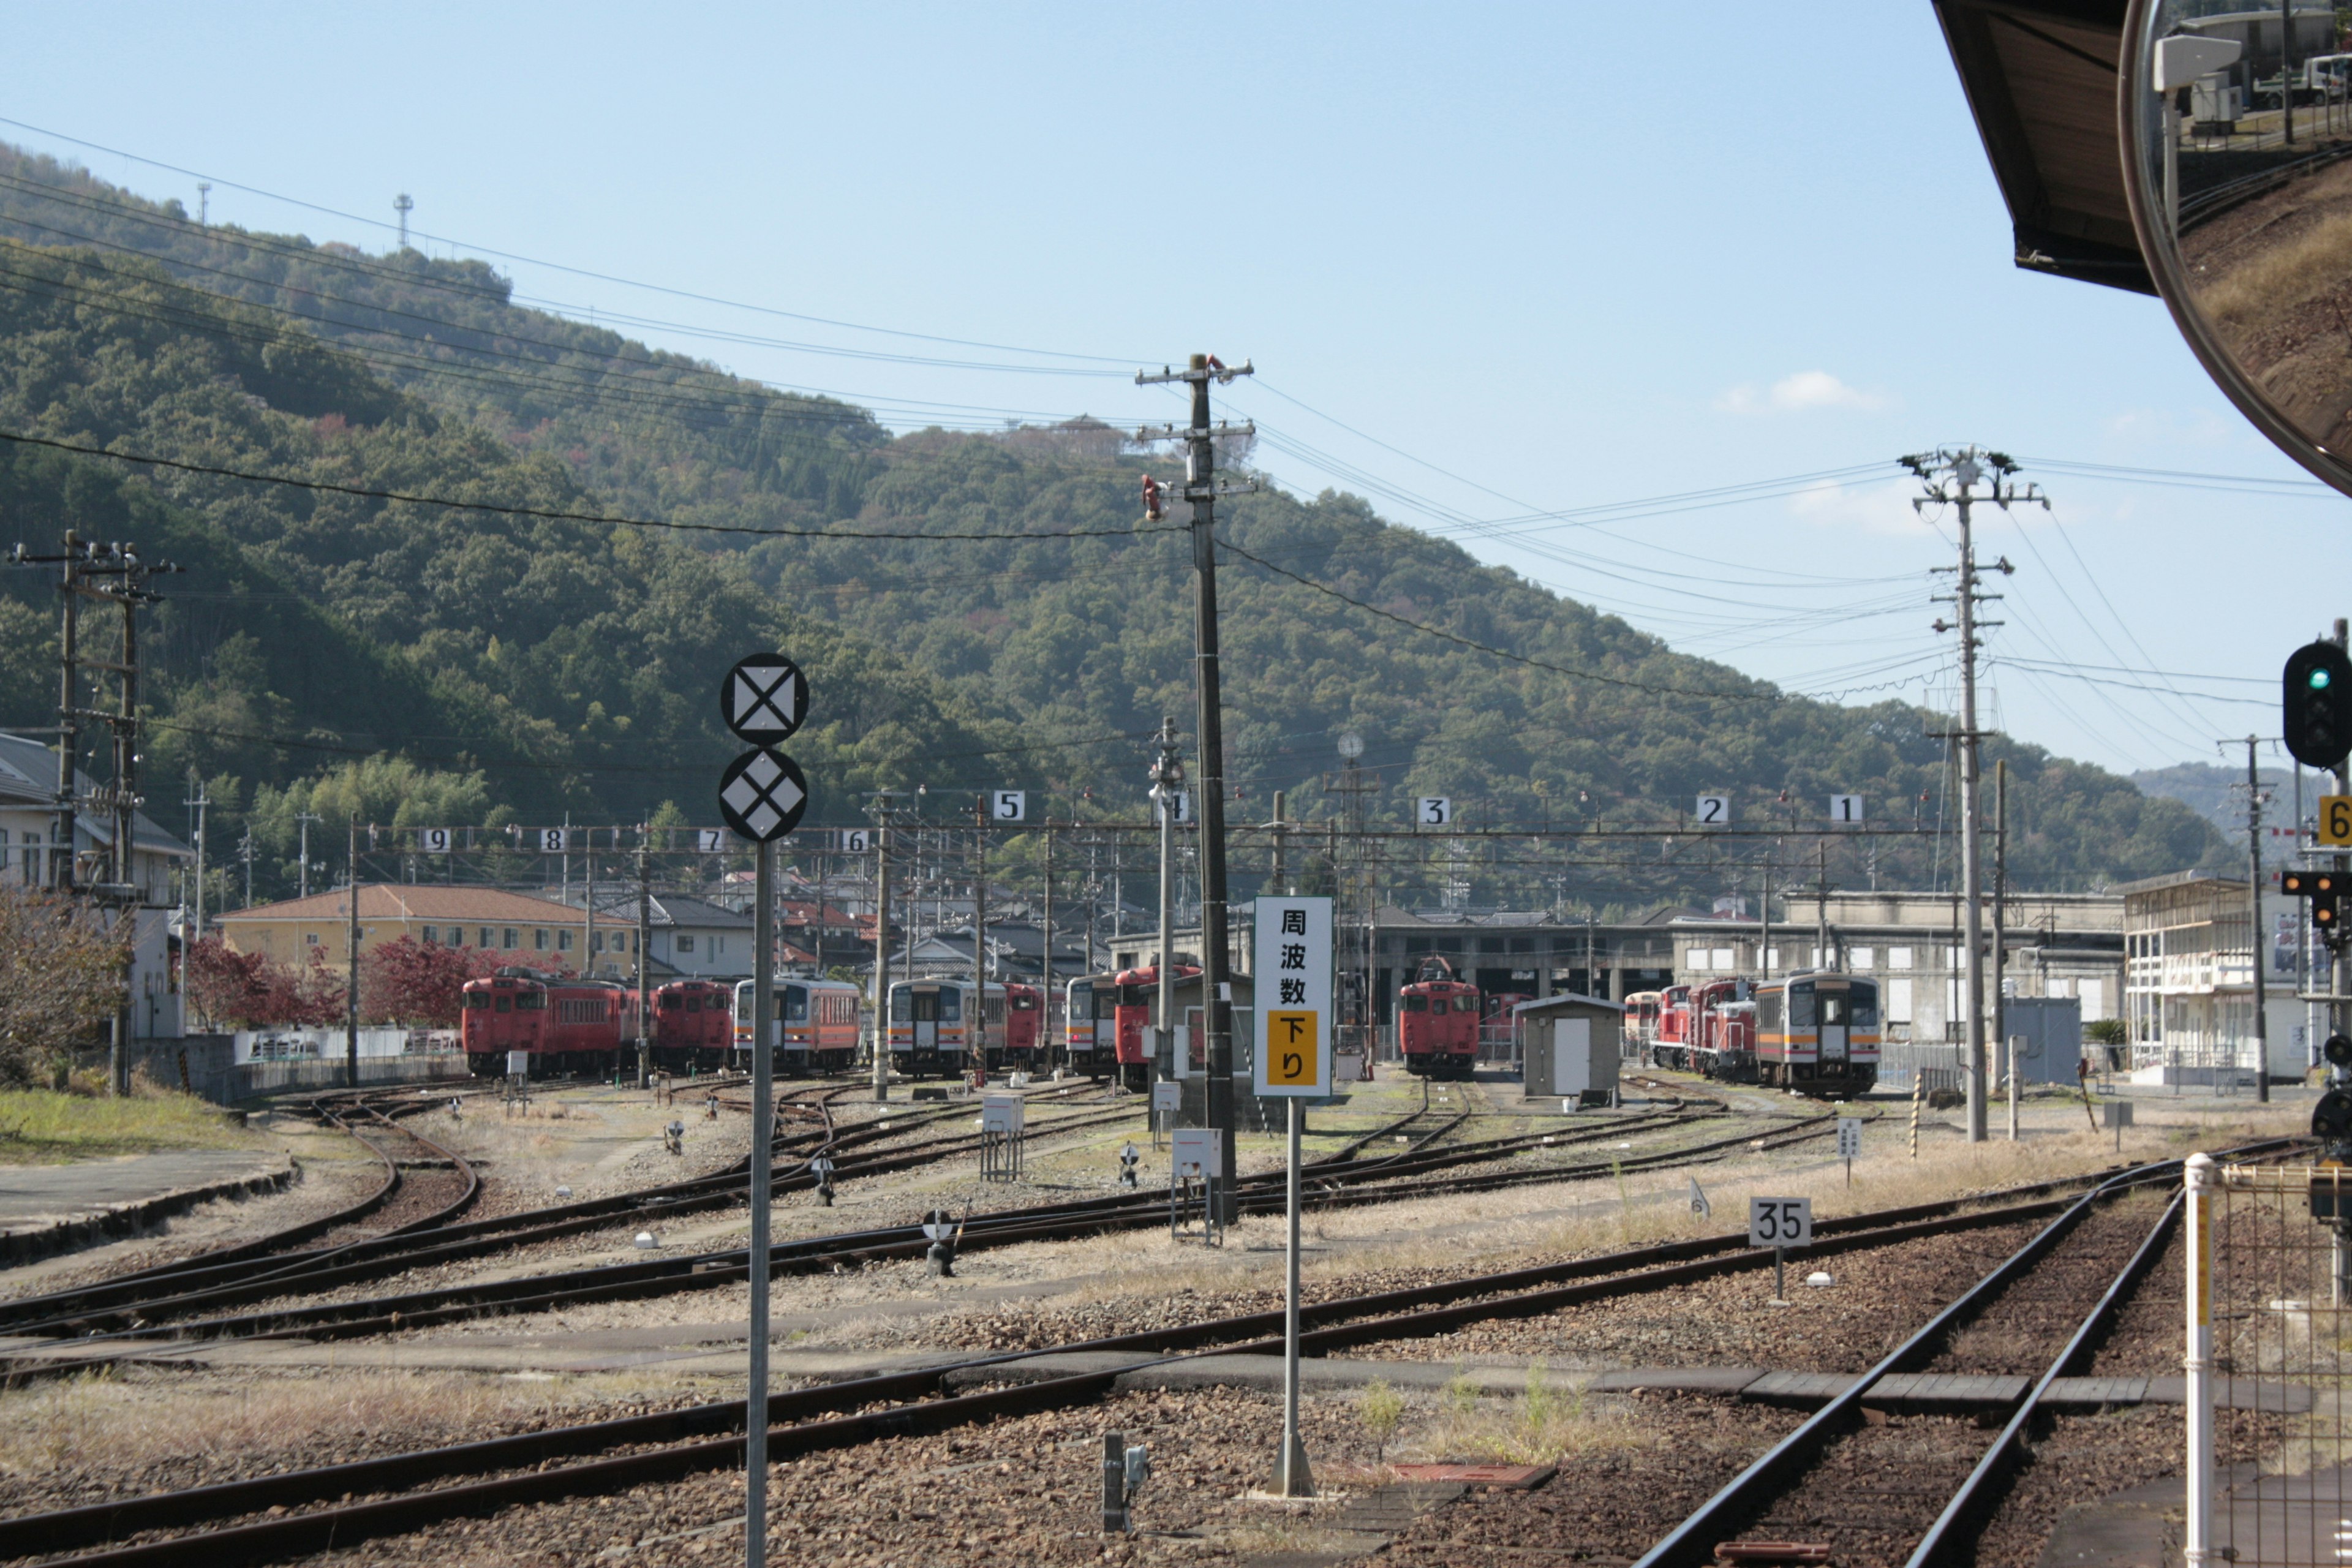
(990, 790, 1026, 822)
(1253, 896, 1333, 1096)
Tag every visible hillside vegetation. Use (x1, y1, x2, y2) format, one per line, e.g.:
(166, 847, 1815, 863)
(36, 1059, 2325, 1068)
(0, 145, 2223, 908)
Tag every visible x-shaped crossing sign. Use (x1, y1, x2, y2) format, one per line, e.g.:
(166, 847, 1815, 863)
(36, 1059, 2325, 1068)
(717, 747, 808, 843)
(720, 652, 807, 744)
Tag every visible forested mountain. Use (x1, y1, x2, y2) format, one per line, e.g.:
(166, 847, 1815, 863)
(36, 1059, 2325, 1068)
(0, 145, 2226, 908)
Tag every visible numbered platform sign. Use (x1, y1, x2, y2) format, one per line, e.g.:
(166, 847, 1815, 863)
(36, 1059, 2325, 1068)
(418, 827, 452, 854)
(2323, 794, 2352, 847)
(1747, 1196, 1812, 1249)
(1695, 794, 1730, 827)
(1830, 794, 1864, 825)
(1417, 797, 1453, 827)
(539, 827, 572, 853)
(696, 829, 726, 853)
(991, 790, 1026, 822)
(1156, 789, 1192, 825)
(1253, 896, 1333, 1096)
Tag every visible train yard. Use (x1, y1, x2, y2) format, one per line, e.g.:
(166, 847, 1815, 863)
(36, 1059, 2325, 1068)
(0, 1060, 2310, 1568)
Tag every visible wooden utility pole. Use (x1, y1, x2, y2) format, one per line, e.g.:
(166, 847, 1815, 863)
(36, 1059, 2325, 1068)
(635, 834, 652, 1086)
(1135, 356, 1256, 1220)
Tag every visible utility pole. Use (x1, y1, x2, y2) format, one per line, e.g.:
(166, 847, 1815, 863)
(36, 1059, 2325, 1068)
(1993, 758, 2009, 1101)
(583, 835, 597, 979)
(1136, 354, 1255, 1216)
(1813, 840, 1833, 971)
(635, 834, 652, 1087)
(394, 192, 413, 247)
(1271, 790, 1289, 896)
(186, 774, 209, 938)
(1150, 718, 1183, 1085)
(2247, 737, 2272, 1102)
(2282, 0, 2296, 148)
(1758, 859, 1773, 984)
(239, 829, 254, 908)
(1040, 825, 1055, 1063)
(346, 816, 361, 1089)
(295, 810, 320, 900)
(195, 182, 209, 227)
(970, 809, 987, 1084)
(13, 533, 180, 1092)
(1908, 447, 2040, 1142)
(869, 794, 896, 1102)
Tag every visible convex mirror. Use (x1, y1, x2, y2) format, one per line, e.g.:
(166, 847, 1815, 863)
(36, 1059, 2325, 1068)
(2124, 0, 2352, 494)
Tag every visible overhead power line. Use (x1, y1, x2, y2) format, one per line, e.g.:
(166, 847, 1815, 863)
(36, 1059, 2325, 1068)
(0, 428, 1186, 541)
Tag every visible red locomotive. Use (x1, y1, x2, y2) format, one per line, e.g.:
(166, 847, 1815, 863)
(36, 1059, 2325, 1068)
(1651, 984, 1697, 1069)
(650, 979, 733, 1072)
(1398, 956, 1482, 1079)
(461, 969, 637, 1077)
(1111, 962, 1199, 1091)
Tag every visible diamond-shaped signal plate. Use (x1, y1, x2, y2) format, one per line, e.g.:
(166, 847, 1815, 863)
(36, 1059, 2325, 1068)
(717, 747, 807, 843)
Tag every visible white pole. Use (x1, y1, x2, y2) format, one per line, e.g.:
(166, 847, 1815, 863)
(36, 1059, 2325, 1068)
(2007, 1034, 2019, 1142)
(2185, 1151, 2217, 1567)
(1276, 1095, 1314, 1495)
(747, 839, 775, 1568)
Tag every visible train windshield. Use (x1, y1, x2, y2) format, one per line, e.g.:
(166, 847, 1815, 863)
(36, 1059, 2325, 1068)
(1787, 986, 1815, 1028)
(940, 989, 962, 1022)
(782, 986, 808, 1022)
(1847, 983, 1879, 1028)
(1096, 988, 1120, 1020)
(464, 992, 489, 1009)
(1820, 993, 1847, 1027)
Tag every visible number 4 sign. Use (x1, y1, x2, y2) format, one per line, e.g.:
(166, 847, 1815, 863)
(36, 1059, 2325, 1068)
(1253, 896, 1333, 1096)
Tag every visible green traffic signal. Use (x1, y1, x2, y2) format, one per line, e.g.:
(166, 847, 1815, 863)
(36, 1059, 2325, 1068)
(2317, 668, 2335, 690)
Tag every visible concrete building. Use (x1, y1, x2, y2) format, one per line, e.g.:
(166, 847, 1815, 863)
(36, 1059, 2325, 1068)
(2117, 870, 2307, 1083)
(0, 731, 194, 1041)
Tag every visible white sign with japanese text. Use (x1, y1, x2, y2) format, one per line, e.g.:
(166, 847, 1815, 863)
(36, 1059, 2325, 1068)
(1252, 895, 1333, 1097)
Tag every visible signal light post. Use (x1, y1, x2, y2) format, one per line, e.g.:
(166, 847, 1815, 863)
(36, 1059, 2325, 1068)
(2288, 629, 2352, 1049)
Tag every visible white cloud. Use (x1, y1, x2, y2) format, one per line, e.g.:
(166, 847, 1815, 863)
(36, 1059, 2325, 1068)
(1717, 370, 1886, 415)
(1787, 477, 1928, 536)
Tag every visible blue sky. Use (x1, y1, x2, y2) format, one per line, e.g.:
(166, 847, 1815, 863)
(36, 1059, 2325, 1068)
(0, 2, 2334, 784)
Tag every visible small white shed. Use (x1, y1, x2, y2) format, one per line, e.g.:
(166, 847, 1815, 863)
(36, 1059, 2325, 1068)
(1514, 993, 1623, 1106)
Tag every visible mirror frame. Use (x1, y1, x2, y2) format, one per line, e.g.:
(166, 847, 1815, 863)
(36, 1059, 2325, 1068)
(2118, 0, 2352, 500)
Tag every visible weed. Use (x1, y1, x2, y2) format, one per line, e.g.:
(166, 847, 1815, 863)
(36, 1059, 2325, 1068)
(1359, 1376, 1404, 1463)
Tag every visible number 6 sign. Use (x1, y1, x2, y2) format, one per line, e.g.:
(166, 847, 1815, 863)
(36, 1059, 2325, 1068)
(2323, 794, 2352, 847)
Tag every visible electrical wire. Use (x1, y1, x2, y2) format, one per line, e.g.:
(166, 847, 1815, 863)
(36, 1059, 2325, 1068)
(0, 428, 1187, 541)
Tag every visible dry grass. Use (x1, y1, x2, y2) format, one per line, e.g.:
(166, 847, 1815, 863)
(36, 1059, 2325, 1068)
(0, 1088, 270, 1166)
(2198, 207, 2352, 326)
(1395, 1363, 1654, 1465)
(0, 1366, 704, 1479)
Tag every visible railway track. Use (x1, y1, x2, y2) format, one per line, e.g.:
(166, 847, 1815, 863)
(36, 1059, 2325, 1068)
(0, 1151, 2243, 1568)
(0, 1080, 1134, 1344)
(1626, 1160, 2223, 1568)
(2, 1098, 1754, 1352)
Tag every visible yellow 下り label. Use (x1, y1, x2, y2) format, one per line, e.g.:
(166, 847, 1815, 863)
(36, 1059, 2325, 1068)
(1264, 1010, 1322, 1087)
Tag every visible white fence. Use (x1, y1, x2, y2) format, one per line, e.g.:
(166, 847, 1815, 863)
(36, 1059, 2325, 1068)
(232, 1027, 460, 1065)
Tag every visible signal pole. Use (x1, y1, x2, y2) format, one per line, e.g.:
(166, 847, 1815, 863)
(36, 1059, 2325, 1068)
(1908, 448, 2039, 1142)
(346, 817, 361, 1088)
(1136, 355, 1256, 1216)
(186, 775, 210, 939)
(869, 793, 900, 1102)
(2246, 737, 2271, 1102)
(1150, 718, 1182, 1085)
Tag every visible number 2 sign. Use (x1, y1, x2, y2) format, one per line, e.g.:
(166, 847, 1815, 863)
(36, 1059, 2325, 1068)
(1695, 794, 1730, 827)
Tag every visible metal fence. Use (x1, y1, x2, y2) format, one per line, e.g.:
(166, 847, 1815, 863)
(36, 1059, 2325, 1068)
(2185, 1156, 2352, 1567)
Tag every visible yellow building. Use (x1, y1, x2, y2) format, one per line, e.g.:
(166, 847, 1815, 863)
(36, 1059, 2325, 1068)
(213, 884, 635, 977)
